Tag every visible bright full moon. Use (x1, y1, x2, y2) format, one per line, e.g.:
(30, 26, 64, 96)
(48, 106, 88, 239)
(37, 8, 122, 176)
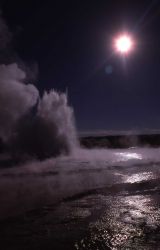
(115, 35, 133, 54)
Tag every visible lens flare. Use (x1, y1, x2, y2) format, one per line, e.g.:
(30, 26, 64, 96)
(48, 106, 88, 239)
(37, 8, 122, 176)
(115, 34, 133, 54)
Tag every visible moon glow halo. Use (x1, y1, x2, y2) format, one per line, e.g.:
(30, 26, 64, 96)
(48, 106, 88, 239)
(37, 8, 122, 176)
(114, 34, 134, 54)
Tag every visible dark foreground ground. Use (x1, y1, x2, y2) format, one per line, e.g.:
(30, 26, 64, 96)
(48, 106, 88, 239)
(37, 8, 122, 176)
(0, 146, 160, 249)
(1, 179, 160, 249)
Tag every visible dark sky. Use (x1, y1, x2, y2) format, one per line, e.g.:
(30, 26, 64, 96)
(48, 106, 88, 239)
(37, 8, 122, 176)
(1, 0, 160, 132)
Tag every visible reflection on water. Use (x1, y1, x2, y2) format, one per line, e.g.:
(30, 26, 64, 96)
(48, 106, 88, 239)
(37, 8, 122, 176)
(124, 195, 151, 221)
(115, 152, 142, 161)
(1, 180, 160, 250)
(124, 172, 155, 183)
(76, 196, 144, 249)
(76, 193, 160, 250)
(123, 195, 160, 228)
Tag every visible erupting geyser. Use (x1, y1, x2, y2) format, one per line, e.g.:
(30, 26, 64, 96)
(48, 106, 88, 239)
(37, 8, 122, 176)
(0, 63, 78, 159)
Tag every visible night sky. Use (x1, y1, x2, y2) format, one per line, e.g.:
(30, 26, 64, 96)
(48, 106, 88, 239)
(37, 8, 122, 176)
(1, 0, 160, 132)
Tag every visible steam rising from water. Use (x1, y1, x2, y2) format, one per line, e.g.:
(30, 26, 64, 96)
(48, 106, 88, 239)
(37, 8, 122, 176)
(0, 63, 78, 159)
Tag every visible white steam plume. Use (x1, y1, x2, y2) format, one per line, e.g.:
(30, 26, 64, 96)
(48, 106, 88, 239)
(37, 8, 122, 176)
(0, 63, 78, 159)
(0, 63, 39, 141)
(38, 90, 78, 151)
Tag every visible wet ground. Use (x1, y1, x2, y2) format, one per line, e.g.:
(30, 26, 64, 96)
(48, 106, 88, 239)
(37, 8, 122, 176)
(0, 148, 160, 249)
